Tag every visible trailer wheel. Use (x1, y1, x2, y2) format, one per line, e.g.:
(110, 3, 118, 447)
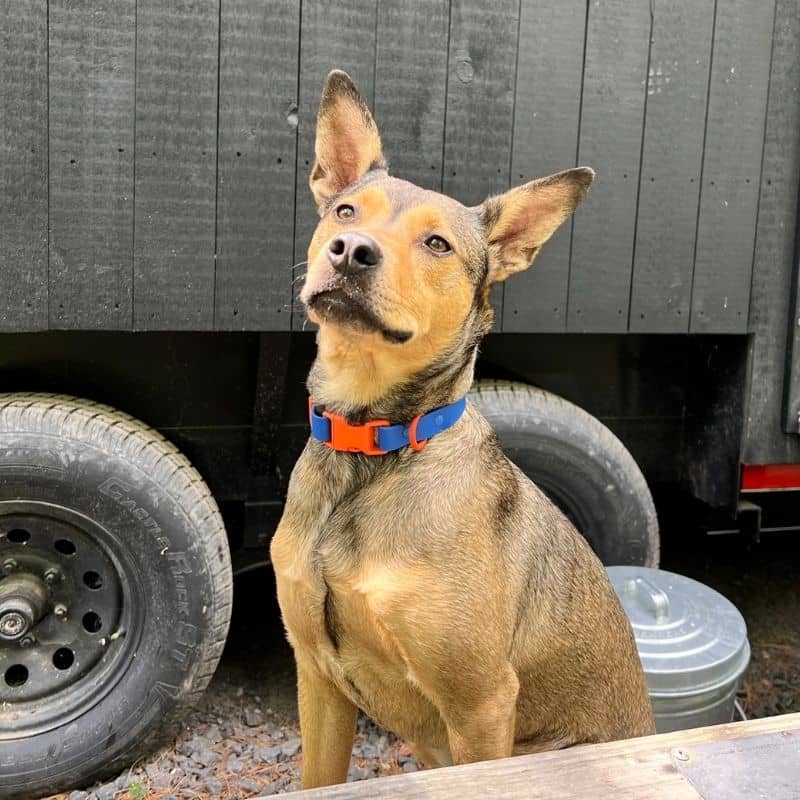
(0, 394, 232, 799)
(469, 381, 659, 567)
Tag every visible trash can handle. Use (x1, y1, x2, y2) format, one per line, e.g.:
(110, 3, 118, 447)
(624, 577, 670, 622)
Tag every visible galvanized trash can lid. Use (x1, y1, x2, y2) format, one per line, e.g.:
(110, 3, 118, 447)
(607, 566, 750, 697)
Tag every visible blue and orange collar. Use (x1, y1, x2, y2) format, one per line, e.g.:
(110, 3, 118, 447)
(308, 396, 467, 455)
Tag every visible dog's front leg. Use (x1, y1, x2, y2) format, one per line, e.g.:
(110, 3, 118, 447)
(297, 659, 358, 789)
(441, 663, 520, 764)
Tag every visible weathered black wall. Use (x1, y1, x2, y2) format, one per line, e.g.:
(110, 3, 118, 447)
(0, 0, 786, 336)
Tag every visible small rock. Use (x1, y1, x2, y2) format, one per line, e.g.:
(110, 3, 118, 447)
(403, 761, 419, 773)
(258, 745, 282, 763)
(228, 757, 245, 774)
(236, 686, 245, 697)
(282, 737, 302, 758)
(348, 765, 369, 781)
(206, 779, 225, 795)
(397, 754, 413, 766)
(191, 748, 219, 767)
(114, 774, 130, 791)
(152, 771, 175, 790)
(244, 707, 264, 727)
(68, 792, 89, 800)
(94, 785, 117, 800)
(240, 778, 264, 794)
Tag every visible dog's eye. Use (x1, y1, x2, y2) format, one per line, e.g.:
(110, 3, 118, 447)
(425, 235, 452, 255)
(335, 204, 355, 220)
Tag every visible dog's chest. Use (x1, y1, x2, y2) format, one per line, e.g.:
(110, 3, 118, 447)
(271, 474, 429, 695)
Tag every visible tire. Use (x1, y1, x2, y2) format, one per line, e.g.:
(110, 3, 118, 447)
(0, 394, 232, 799)
(469, 381, 659, 567)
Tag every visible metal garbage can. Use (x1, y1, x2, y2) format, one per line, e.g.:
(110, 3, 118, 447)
(607, 566, 751, 733)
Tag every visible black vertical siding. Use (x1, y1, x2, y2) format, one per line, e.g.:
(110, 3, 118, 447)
(690, 0, 775, 334)
(132, 0, 219, 330)
(48, 0, 135, 330)
(568, 0, 651, 332)
(0, 0, 787, 338)
(628, 0, 714, 334)
(214, 0, 300, 331)
(374, 1, 449, 192)
(503, 0, 586, 333)
(0, 2, 49, 331)
(443, 0, 520, 330)
(744, 0, 800, 460)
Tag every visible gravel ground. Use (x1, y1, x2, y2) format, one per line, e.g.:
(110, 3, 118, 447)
(44, 527, 799, 800)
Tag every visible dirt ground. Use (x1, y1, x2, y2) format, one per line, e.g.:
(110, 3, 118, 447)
(47, 525, 799, 800)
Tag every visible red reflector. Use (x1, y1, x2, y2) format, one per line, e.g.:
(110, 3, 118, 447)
(741, 464, 800, 490)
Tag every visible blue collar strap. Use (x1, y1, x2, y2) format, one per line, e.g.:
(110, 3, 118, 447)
(309, 396, 467, 455)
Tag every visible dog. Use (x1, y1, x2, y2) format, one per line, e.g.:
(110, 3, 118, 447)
(271, 70, 654, 790)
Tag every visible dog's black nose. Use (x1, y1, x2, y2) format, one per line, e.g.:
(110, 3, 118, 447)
(327, 233, 382, 273)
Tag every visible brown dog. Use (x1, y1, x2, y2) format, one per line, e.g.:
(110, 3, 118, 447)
(271, 70, 654, 790)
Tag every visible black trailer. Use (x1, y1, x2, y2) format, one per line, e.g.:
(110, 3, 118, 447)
(1, 0, 798, 795)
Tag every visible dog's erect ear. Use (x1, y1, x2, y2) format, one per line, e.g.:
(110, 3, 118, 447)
(479, 168, 594, 283)
(309, 70, 386, 210)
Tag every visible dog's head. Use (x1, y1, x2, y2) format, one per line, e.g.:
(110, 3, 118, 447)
(302, 70, 593, 417)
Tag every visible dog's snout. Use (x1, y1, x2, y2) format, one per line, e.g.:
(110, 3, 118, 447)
(327, 233, 382, 273)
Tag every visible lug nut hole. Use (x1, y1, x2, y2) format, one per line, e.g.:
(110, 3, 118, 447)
(53, 648, 75, 670)
(6, 529, 30, 544)
(82, 612, 102, 633)
(54, 539, 76, 556)
(83, 571, 103, 590)
(4, 664, 28, 686)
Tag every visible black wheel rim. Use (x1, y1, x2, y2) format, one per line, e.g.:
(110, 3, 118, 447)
(0, 501, 143, 738)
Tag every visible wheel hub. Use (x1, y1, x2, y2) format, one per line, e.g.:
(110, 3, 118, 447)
(0, 501, 135, 737)
(0, 573, 48, 641)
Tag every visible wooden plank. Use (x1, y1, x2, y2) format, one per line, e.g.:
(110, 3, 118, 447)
(48, 0, 135, 330)
(133, 0, 219, 330)
(502, 0, 586, 333)
(283, 713, 800, 800)
(690, 0, 775, 334)
(214, 0, 300, 331)
(373, 1, 449, 192)
(628, 1, 714, 333)
(292, 1, 379, 331)
(443, 0, 520, 330)
(0, 2, 48, 332)
(743, 0, 800, 458)
(568, 0, 650, 332)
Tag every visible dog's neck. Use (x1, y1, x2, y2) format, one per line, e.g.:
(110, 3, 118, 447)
(307, 328, 479, 425)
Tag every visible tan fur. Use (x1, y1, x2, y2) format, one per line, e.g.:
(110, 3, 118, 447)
(272, 70, 654, 790)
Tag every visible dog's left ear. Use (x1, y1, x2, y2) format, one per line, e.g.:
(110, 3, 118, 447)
(479, 167, 595, 283)
(309, 70, 386, 210)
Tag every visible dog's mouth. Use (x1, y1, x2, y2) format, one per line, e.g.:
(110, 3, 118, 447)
(306, 288, 413, 344)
